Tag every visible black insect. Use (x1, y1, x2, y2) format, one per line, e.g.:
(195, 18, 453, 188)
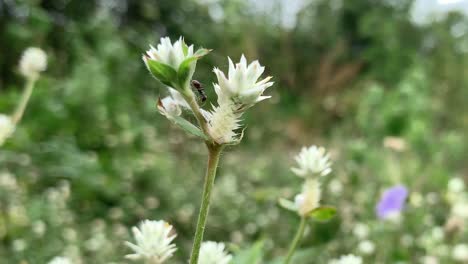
(191, 80, 207, 102)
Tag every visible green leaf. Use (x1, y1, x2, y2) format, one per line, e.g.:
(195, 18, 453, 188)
(177, 57, 198, 87)
(278, 198, 298, 212)
(146, 59, 177, 87)
(308, 206, 337, 222)
(170, 115, 208, 140)
(232, 241, 264, 264)
(194, 48, 212, 58)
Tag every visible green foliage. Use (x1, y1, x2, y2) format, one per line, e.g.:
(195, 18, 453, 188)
(0, 0, 468, 263)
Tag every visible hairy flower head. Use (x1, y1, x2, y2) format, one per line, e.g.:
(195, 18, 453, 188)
(294, 178, 321, 216)
(213, 55, 273, 110)
(19, 47, 47, 79)
(291, 145, 332, 178)
(198, 241, 232, 264)
(125, 220, 177, 263)
(206, 102, 242, 144)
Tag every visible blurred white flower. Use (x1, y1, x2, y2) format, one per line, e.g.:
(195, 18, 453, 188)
(48, 256, 73, 264)
(0, 114, 15, 146)
(19, 47, 47, 79)
(383, 136, 407, 151)
(452, 244, 468, 262)
(294, 178, 321, 216)
(157, 97, 182, 118)
(329, 254, 363, 264)
(357, 240, 375, 255)
(328, 178, 343, 195)
(352, 223, 369, 239)
(291, 145, 332, 178)
(448, 177, 465, 193)
(12, 239, 27, 252)
(143, 37, 193, 70)
(213, 55, 273, 110)
(125, 220, 177, 263)
(421, 256, 438, 264)
(198, 241, 232, 264)
(451, 201, 468, 219)
(206, 103, 241, 144)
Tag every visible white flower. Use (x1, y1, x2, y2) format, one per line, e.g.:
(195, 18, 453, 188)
(143, 37, 193, 70)
(421, 256, 439, 264)
(448, 177, 465, 193)
(48, 256, 73, 264)
(451, 201, 468, 219)
(198, 241, 232, 264)
(19, 47, 47, 79)
(206, 102, 242, 144)
(358, 240, 375, 255)
(294, 178, 321, 216)
(291, 145, 332, 178)
(0, 114, 15, 146)
(352, 223, 369, 239)
(125, 220, 177, 263)
(452, 244, 468, 262)
(329, 254, 363, 264)
(213, 55, 273, 110)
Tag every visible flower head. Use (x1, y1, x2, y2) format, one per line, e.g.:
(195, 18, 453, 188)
(291, 145, 332, 178)
(125, 220, 177, 263)
(47, 256, 72, 264)
(0, 114, 15, 146)
(453, 244, 468, 262)
(376, 185, 408, 220)
(144, 37, 193, 70)
(294, 179, 321, 216)
(213, 55, 273, 110)
(143, 37, 210, 89)
(206, 102, 242, 144)
(329, 254, 363, 264)
(19, 47, 47, 79)
(198, 241, 232, 264)
(157, 88, 191, 119)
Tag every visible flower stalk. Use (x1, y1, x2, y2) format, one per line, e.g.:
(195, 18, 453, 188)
(284, 216, 307, 264)
(189, 143, 223, 264)
(11, 77, 36, 124)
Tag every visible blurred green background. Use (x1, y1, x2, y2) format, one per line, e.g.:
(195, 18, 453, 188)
(1, 0, 468, 263)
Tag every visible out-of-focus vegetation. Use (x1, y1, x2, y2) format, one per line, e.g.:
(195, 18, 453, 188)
(1, 0, 468, 263)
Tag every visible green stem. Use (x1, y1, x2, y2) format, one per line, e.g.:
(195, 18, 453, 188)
(183, 89, 210, 137)
(11, 77, 36, 124)
(284, 217, 307, 264)
(189, 143, 223, 264)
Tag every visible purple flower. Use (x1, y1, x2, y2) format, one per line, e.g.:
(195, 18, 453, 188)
(376, 185, 408, 219)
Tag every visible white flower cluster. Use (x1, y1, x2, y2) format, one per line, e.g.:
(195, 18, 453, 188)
(125, 220, 177, 263)
(143, 37, 272, 145)
(206, 55, 273, 144)
(19, 47, 47, 79)
(47, 256, 73, 264)
(0, 114, 15, 146)
(286, 145, 332, 216)
(291, 145, 332, 178)
(143, 37, 194, 70)
(198, 241, 232, 264)
(329, 254, 363, 264)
